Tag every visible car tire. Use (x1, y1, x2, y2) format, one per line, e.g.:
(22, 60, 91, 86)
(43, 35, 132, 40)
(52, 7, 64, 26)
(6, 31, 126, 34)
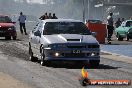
(40, 47, 47, 66)
(126, 35, 129, 41)
(29, 43, 35, 62)
(89, 60, 100, 68)
(117, 33, 123, 41)
(5, 36, 11, 40)
(12, 36, 17, 40)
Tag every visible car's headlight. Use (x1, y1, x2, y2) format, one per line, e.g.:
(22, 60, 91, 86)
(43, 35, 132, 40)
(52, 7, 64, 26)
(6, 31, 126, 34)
(8, 26, 15, 30)
(128, 28, 132, 33)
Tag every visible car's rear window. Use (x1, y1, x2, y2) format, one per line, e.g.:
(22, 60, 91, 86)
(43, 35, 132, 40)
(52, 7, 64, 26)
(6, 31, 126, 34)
(44, 22, 91, 35)
(0, 16, 12, 23)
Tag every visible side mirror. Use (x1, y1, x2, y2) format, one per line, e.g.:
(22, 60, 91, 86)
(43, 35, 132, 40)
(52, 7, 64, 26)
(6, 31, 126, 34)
(34, 31, 41, 37)
(92, 32, 97, 37)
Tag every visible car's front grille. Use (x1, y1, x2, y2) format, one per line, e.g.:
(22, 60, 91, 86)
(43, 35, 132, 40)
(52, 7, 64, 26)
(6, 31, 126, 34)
(129, 31, 132, 34)
(67, 39, 80, 41)
(63, 53, 86, 58)
(0, 27, 8, 33)
(0, 27, 8, 30)
(67, 45, 86, 48)
(67, 45, 99, 48)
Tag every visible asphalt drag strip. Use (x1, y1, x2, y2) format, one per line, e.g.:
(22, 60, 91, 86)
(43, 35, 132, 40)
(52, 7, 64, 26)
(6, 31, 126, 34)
(0, 36, 132, 88)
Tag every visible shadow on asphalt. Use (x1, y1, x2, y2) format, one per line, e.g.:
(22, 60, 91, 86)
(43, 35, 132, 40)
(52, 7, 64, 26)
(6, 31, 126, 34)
(0, 38, 22, 41)
(38, 61, 120, 69)
(103, 43, 119, 45)
(97, 64, 119, 69)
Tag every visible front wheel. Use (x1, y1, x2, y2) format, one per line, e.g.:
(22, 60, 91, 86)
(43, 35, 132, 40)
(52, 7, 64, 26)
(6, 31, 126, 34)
(29, 43, 35, 62)
(117, 33, 123, 41)
(126, 35, 129, 41)
(12, 36, 17, 40)
(40, 47, 47, 66)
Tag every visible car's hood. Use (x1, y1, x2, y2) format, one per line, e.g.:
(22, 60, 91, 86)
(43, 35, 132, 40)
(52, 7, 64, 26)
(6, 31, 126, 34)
(0, 23, 14, 27)
(41, 34, 98, 44)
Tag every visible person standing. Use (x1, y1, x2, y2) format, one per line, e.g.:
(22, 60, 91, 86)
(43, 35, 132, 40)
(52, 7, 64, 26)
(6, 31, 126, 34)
(48, 13, 52, 19)
(130, 16, 132, 20)
(18, 12, 27, 35)
(39, 12, 49, 20)
(121, 18, 125, 23)
(44, 13, 49, 19)
(52, 13, 58, 19)
(107, 12, 114, 41)
(115, 18, 121, 28)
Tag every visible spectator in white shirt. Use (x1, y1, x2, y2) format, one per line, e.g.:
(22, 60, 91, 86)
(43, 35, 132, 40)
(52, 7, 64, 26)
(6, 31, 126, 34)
(18, 12, 27, 35)
(107, 12, 114, 41)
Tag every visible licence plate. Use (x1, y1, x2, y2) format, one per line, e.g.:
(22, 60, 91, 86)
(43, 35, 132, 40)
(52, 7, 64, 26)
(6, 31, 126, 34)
(72, 50, 81, 54)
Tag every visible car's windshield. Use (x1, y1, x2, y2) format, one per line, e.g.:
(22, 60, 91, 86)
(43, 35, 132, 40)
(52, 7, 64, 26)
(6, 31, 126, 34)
(126, 21, 132, 27)
(0, 16, 12, 23)
(44, 22, 91, 35)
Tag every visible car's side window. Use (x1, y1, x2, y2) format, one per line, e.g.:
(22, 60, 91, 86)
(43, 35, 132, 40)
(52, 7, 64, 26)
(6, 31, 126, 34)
(32, 23, 39, 33)
(38, 22, 43, 33)
(125, 22, 130, 27)
(33, 23, 40, 36)
(34, 30, 41, 37)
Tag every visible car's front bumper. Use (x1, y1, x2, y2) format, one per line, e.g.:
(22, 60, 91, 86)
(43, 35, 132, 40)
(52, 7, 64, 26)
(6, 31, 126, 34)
(43, 48, 100, 61)
(0, 30, 17, 37)
(128, 33, 132, 39)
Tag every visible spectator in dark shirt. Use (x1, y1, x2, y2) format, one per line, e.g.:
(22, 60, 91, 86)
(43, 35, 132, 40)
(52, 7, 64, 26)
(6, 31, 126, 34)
(48, 13, 52, 19)
(39, 13, 49, 20)
(115, 18, 121, 28)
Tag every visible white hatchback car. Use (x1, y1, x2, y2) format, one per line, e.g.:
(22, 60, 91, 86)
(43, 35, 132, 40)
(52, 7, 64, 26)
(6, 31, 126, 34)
(29, 19, 100, 67)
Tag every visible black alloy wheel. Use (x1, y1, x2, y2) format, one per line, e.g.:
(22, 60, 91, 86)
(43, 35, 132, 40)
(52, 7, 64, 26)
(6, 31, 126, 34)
(117, 33, 123, 41)
(12, 36, 17, 40)
(40, 47, 47, 66)
(29, 43, 35, 62)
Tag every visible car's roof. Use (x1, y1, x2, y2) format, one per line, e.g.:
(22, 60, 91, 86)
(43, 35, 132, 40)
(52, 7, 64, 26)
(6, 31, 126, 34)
(42, 19, 83, 23)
